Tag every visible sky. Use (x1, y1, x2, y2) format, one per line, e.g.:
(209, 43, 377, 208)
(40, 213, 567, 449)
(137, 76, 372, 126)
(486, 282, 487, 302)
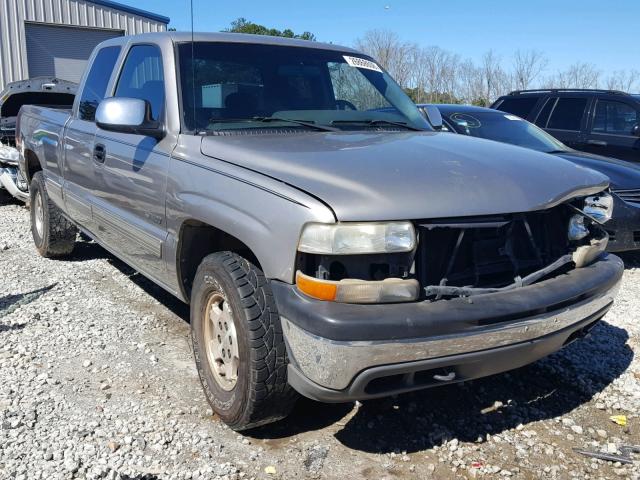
(130, 0, 639, 77)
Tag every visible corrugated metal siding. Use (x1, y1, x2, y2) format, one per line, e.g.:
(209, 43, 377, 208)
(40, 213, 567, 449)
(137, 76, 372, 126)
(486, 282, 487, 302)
(25, 23, 123, 82)
(0, 0, 167, 91)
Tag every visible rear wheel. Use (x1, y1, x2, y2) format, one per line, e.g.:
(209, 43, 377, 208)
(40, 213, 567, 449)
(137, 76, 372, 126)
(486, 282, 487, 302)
(30, 171, 77, 257)
(191, 252, 298, 430)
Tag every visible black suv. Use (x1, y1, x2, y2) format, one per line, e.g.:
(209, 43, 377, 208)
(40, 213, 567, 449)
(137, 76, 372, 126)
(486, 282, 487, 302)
(492, 89, 640, 162)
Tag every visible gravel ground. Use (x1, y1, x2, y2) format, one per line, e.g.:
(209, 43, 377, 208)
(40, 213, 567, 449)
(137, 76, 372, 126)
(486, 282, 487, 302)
(1, 193, 639, 479)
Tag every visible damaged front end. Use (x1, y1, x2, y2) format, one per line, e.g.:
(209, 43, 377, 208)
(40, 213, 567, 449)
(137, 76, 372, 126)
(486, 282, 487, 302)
(281, 191, 622, 400)
(419, 192, 613, 300)
(0, 142, 29, 202)
(294, 191, 614, 303)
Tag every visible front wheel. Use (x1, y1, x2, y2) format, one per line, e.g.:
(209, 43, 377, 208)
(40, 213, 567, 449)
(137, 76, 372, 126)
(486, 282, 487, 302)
(30, 171, 77, 257)
(191, 252, 298, 430)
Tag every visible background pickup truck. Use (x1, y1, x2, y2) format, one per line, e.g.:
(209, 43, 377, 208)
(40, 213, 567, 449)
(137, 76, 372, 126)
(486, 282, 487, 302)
(17, 32, 623, 431)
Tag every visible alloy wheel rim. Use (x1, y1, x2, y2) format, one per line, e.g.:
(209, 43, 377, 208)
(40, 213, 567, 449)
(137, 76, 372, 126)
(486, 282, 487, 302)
(34, 191, 44, 238)
(203, 291, 239, 391)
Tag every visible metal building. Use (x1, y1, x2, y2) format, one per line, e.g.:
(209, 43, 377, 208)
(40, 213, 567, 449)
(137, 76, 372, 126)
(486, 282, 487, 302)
(0, 0, 170, 90)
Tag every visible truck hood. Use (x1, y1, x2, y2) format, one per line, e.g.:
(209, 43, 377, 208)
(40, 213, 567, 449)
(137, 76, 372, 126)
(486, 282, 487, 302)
(201, 131, 609, 221)
(0, 77, 76, 119)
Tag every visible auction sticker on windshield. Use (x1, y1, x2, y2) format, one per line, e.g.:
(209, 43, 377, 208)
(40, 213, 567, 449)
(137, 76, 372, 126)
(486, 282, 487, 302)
(343, 56, 383, 72)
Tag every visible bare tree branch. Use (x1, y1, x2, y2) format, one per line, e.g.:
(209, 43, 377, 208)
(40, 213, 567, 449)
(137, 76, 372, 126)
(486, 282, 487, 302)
(543, 63, 601, 89)
(512, 50, 548, 90)
(354, 30, 625, 105)
(606, 70, 639, 92)
(354, 29, 416, 88)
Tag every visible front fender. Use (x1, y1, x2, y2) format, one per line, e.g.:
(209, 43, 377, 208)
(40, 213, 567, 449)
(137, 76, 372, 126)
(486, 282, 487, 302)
(166, 144, 335, 287)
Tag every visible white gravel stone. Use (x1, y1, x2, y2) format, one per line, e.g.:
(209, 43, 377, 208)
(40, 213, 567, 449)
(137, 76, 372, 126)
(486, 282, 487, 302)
(1, 199, 639, 479)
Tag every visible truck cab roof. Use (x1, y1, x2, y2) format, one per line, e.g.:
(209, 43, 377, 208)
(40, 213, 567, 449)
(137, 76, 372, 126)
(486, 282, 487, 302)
(97, 31, 359, 54)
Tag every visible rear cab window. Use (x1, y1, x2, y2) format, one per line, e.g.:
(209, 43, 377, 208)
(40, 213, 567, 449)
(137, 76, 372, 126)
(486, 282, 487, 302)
(547, 98, 587, 131)
(494, 96, 539, 119)
(77, 46, 121, 121)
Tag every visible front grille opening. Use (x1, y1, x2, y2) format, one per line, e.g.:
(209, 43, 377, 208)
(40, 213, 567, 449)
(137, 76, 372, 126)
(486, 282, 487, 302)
(613, 189, 640, 206)
(364, 367, 459, 395)
(634, 231, 640, 243)
(606, 229, 617, 242)
(562, 319, 600, 347)
(364, 373, 406, 395)
(416, 206, 571, 298)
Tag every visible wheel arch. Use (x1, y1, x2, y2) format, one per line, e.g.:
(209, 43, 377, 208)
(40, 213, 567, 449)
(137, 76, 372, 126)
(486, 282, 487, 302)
(176, 219, 264, 301)
(23, 148, 43, 184)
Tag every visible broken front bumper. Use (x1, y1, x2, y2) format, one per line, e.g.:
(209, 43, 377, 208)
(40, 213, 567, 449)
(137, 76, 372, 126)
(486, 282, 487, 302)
(0, 166, 29, 202)
(272, 254, 623, 402)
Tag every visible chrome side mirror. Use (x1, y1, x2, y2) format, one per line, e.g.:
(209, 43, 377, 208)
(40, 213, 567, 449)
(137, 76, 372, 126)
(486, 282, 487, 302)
(422, 105, 443, 131)
(96, 97, 164, 139)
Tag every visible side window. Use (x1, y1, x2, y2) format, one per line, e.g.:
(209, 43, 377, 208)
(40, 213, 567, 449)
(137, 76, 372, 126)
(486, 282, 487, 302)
(535, 97, 557, 128)
(494, 97, 538, 118)
(592, 100, 640, 135)
(114, 45, 165, 122)
(547, 98, 587, 131)
(77, 46, 121, 121)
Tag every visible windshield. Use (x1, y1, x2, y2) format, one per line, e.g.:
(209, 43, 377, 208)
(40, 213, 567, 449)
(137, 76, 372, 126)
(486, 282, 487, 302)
(177, 42, 429, 133)
(444, 111, 569, 153)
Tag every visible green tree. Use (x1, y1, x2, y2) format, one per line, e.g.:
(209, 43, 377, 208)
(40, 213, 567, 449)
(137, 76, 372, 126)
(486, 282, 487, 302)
(225, 18, 315, 41)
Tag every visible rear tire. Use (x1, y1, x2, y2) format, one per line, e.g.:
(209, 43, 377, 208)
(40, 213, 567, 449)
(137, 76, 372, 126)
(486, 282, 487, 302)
(191, 252, 298, 430)
(30, 171, 77, 257)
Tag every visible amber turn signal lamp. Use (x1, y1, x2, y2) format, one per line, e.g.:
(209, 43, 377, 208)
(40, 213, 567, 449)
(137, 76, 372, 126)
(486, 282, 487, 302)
(295, 271, 337, 301)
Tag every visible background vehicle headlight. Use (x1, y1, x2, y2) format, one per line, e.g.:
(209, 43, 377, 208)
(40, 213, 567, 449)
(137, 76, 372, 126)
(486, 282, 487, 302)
(298, 222, 416, 255)
(583, 193, 613, 224)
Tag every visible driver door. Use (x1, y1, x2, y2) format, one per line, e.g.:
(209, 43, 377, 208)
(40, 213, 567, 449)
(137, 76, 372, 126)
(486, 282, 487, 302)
(92, 44, 171, 277)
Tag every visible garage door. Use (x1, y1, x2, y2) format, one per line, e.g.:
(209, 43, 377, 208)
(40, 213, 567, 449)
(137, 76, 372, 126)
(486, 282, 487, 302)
(25, 24, 123, 83)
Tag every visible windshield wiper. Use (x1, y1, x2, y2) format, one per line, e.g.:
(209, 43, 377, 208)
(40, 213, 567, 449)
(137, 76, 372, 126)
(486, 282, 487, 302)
(202, 117, 338, 133)
(252, 116, 339, 132)
(331, 119, 425, 131)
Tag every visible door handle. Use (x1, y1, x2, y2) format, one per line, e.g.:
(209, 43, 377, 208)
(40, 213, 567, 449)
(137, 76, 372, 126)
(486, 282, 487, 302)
(93, 143, 106, 163)
(587, 140, 607, 147)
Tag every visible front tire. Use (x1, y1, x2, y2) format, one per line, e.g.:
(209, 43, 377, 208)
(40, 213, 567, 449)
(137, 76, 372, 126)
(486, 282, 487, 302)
(30, 171, 77, 257)
(191, 252, 297, 430)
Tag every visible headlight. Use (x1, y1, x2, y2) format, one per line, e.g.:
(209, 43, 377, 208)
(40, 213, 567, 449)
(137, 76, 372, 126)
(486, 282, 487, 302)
(298, 221, 416, 255)
(583, 193, 613, 224)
